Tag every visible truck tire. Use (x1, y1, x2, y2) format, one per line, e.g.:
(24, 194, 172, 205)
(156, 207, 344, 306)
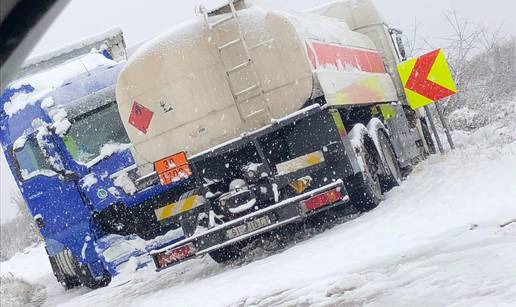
(74, 264, 111, 289)
(350, 137, 384, 212)
(48, 253, 81, 290)
(208, 245, 243, 264)
(377, 129, 403, 192)
(49, 248, 111, 289)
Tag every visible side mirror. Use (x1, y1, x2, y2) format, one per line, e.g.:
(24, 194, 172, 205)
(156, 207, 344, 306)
(36, 127, 67, 173)
(396, 35, 407, 61)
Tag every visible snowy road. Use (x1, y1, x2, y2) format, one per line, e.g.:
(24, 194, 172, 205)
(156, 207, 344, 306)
(2, 114, 516, 307)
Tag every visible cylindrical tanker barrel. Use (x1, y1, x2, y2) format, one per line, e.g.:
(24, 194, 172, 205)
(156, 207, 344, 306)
(116, 2, 398, 170)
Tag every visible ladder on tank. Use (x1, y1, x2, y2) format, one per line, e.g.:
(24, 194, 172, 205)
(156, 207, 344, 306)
(199, 0, 269, 121)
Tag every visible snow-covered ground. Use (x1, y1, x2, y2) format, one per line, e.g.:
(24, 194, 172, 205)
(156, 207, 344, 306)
(2, 104, 516, 306)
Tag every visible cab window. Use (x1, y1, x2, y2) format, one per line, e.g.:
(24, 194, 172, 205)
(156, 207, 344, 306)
(62, 102, 130, 165)
(13, 136, 53, 180)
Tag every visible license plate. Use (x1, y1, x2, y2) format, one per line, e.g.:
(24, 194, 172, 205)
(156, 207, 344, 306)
(226, 216, 272, 239)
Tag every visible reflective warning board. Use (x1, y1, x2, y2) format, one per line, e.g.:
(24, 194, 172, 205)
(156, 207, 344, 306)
(397, 49, 457, 109)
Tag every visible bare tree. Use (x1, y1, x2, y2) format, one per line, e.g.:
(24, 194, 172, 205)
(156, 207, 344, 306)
(440, 10, 484, 112)
(401, 18, 436, 58)
(0, 193, 41, 261)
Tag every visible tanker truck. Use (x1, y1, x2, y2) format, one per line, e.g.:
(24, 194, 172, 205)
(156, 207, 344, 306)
(115, 0, 430, 270)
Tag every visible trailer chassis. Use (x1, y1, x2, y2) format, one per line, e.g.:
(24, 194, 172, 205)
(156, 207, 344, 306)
(152, 180, 349, 270)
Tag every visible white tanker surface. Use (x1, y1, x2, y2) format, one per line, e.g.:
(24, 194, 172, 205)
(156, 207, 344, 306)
(116, 0, 399, 168)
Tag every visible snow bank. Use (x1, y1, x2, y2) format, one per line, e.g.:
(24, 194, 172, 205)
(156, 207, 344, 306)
(0, 275, 45, 307)
(3, 97, 515, 306)
(57, 102, 516, 307)
(0, 246, 53, 283)
(0, 245, 84, 307)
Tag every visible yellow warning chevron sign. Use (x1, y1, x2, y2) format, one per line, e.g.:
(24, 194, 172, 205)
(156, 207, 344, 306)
(397, 49, 457, 109)
(154, 195, 201, 221)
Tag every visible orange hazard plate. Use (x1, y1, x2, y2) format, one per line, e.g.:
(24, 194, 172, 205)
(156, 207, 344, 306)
(154, 152, 191, 186)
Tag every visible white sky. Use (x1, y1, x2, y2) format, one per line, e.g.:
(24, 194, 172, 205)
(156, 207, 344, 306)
(1, 0, 515, 222)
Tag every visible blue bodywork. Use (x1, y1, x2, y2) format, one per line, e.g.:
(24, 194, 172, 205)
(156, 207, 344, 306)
(0, 54, 186, 280)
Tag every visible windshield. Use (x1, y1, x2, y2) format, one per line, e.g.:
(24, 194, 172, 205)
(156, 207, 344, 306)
(13, 136, 54, 180)
(62, 102, 130, 164)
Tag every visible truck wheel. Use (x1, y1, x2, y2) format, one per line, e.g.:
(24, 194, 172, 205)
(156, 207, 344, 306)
(208, 245, 243, 264)
(48, 254, 81, 290)
(50, 248, 111, 289)
(74, 264, 111, 289)
(377, 129, 403, 192)
(351, 139, 384, 212)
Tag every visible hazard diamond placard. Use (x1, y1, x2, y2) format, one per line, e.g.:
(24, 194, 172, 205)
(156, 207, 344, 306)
(128, 101, 153, 134)
(397, 49, 457, 110)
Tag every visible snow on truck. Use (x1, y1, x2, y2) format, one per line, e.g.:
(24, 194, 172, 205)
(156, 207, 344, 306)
(0, 0, 435, 289)
(117, 0, 430, 271)
(0, 30, 193, 289)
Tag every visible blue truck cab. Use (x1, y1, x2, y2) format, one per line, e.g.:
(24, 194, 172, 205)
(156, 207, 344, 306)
(0, 37, 190, 289)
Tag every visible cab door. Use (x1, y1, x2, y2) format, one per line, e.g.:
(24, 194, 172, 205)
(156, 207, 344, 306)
(10, 133, 91, 238)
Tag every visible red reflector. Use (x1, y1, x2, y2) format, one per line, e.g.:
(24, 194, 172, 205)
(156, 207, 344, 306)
(156, 243, 195, 268)
(302, 188, 343, 212)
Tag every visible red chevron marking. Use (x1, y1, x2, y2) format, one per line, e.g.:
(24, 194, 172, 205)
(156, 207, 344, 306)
(405, 49, 455, 101)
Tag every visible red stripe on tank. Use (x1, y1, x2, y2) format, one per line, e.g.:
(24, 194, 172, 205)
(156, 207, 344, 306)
(308, 41, 385, 74)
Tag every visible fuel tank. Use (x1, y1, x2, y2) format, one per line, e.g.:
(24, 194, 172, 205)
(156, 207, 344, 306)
(116, 1, 397, 168)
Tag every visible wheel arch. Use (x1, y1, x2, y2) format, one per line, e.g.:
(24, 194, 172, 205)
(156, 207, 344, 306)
(349, 123, 383, 171)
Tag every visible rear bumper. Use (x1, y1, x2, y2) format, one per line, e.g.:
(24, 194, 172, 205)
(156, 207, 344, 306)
(151, 180, 349, 271)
